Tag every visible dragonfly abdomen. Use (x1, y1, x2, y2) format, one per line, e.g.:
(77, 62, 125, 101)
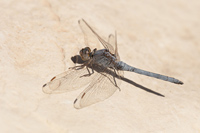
(115, 61, 183, 85)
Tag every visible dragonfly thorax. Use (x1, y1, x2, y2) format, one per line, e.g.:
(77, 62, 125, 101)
(79, 47, 92, 61)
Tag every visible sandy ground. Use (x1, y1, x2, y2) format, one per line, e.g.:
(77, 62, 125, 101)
(0, 0, 200, 132)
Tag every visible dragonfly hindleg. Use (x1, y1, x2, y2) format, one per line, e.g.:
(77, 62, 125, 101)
(113, 68, 121, 91)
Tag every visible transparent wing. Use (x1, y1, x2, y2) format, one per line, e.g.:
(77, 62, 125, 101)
(78, 19, 101, 49)
(74, 66, 121, 109)
(79, 19, 115, 54)
(42, 67, 96, 94)
(108, 32, 120, 61)
(108, 32, 124, 77)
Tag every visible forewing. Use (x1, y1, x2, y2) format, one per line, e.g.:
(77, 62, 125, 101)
(42, 67, 96, 94)
(73, 67, 120, 109)
(79, 19, 101, 49)
(79, 19, 115, 54)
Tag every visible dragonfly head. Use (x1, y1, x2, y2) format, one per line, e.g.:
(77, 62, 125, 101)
(79, 47, 92, 61)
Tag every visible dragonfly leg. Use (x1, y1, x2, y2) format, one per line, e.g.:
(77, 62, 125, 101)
(91, 66, 94, 74)
(113, 68, 121, 91)
(86, 59, 95, 75)
(80, 60, 95, 77)
(79, 66, 93, 78)
(91, 61, 95, 74)
(85, 59, 95, 75)
(86, 66, 91, 75)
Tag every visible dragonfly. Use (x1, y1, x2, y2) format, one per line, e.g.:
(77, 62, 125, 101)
(42, 19, 183, 109)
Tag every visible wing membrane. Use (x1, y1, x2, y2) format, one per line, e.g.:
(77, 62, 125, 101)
(79, 19, 101, 49)
(108, 33, 120, 61)
(42, 67, 96, 94)
(108, 33, 124, 77)
(79, 19, 115, 54)
(74, 67, 121, 109)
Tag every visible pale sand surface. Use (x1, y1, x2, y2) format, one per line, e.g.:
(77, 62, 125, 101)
(0, 0, 200, 132)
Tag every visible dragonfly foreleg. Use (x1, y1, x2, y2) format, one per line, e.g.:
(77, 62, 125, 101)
(86, 66, 92, 75)
(79, 60, 95, 77)
(86, 59, 95, 75)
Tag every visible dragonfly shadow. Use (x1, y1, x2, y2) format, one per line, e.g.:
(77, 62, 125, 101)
(120, 77, 165, 97)
(71, 55, 165, 97)
(71, 55, 85, 64)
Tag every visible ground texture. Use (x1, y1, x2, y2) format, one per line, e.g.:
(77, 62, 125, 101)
(0, 0, 200, 132)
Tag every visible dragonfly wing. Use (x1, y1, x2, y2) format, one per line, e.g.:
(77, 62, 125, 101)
(108, 32, 120, 61)
(78, 19, 101, 49)
(108, 34, 115, 55)
(108, 33, 124, 77)
(108, 34, 115, 46)
(73, 67, 119, 109)
(79, 19, 115, 54)
(42, 67, 96, 94)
